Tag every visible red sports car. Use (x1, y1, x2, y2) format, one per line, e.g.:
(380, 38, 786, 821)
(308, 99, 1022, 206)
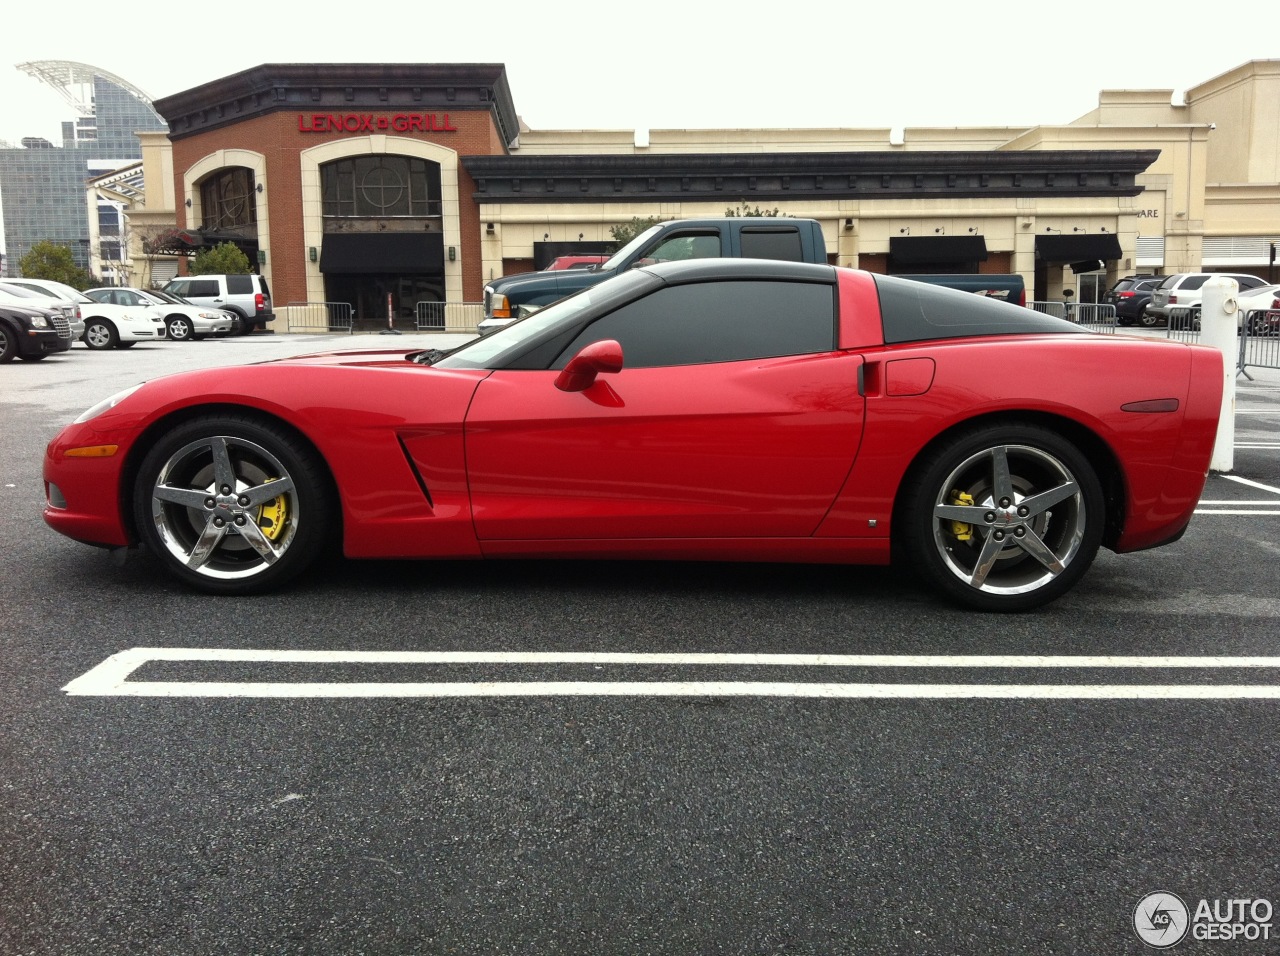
(43, 260, 1223, 611)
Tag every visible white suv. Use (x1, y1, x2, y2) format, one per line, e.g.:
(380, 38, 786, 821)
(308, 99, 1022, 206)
(163, 274, 274, 335)
(1145, 272, 1268, 327)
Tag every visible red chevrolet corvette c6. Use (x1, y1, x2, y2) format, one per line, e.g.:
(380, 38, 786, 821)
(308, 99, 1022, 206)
(43, 260, 1223, 611)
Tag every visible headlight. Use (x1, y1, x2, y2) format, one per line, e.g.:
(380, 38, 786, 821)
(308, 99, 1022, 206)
(31, 315, 49, 328)
(198, 312, 222, 320)
(74, 384, 145, 424)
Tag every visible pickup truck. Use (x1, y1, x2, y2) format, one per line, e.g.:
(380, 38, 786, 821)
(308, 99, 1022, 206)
(480, 217, 828, 333)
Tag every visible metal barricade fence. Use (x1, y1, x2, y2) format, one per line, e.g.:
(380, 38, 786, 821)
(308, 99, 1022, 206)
(1164, 307, 1200, 342)
(1028, 301, 1117, 333)
(283, 301, 353, 334)
(415, 301, 484, 333)
(1240, 309, 1280, 380)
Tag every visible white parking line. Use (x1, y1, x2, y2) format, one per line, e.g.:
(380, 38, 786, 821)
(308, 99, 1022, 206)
(1223, 475, 1280, 495)
(61, 649, 1280, 700)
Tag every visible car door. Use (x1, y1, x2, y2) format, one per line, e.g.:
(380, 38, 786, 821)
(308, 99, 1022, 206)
(463, 278, 864, 541)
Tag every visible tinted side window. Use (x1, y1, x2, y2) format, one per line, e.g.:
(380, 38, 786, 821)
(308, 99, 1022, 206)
(165, 280, 189, 296)
(188, 280, 220, 297)
(554, 280, 836, 369)
(1181, 275, 1209, 291)
(226, 275, 253, 294)
(740, 228, 803, 262)
(1237, 275, 1265, 290)
(645, 232, 722, 263)
(1158, 276, 1180, 290)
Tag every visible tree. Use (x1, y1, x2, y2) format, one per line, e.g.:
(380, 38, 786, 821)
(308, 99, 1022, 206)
(18, 240, 93, 289)
(725, 203, 786, 218)
(609, 216, 665, 246)
(191, 242, 252, 275)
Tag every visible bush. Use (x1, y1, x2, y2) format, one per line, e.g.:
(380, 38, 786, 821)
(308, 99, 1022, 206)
(191, 242, 252, 275)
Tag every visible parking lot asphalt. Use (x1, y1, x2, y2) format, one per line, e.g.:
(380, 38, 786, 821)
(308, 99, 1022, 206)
(2, 332, 1280, 955)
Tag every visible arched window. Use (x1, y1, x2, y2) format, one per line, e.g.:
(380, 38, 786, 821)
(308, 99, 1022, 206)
(321, 156, 442, 218)
(199, 168, 257, 231)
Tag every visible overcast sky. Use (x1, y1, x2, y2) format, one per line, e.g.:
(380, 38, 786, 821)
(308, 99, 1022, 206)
(1, 0, 1275, 146)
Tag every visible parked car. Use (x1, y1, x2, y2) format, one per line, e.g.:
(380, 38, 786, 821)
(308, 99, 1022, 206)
(1103, 276, 1161, 326)
(1145, 272, 1268, 327)
(44, 260, 1224, 612)
(4, 277, 88, 339)
(85, 287, 234, 341)
(0, 302, 73, 362)
(545, 255, 609, 271)
(162, 274, 274, 335)
(0, 282, 83, 340)
(1236, 284, 1280, 335)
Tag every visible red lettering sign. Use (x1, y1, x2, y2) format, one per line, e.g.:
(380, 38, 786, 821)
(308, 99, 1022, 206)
(297, 113, 457, 135)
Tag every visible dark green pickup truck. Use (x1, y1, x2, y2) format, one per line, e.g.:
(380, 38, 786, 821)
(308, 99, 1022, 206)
(480, 217, 829, 333)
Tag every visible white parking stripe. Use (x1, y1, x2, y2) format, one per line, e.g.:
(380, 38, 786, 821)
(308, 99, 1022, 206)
(1194, 510, 1280, 515)
(61, 649, 1280, 700)
(1223, 475, 1280, 495)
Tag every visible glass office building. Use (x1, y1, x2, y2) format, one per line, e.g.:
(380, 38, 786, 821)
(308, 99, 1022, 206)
(0, 69, 166, 277)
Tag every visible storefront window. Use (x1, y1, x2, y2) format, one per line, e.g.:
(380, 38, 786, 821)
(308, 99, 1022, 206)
(321, 156, 442, 218)
(199, 168, 257, 231)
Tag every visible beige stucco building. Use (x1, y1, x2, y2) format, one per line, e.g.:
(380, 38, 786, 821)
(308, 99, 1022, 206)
(125, 59, 1278, 319)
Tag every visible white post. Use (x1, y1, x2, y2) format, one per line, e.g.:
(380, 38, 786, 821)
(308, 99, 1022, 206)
(1200, 276, 1238, 473)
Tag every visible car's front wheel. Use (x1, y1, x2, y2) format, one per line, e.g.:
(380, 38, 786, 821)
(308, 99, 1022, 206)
(83, 319, 118, 350)
(1139, 311, 1160, 328)
(898, 424, 1104, 612)
(0, 326, 15, 363)
(167, 316, 194, 341)
(132, 415, 335, 594)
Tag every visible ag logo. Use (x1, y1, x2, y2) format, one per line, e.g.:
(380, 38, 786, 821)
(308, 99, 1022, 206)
(1134, 892, 1190, 948)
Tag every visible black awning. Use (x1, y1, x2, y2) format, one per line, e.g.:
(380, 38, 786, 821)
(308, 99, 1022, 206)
(1070, 259, 1104, 274)
(320, 232, 444, 274)
(1036, 234, 1122, 263)
(889, 235, 989, 265)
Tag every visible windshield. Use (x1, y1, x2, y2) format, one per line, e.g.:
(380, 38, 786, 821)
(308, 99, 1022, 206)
(0, 283, 42, 298)
(432, 270, 658, 370)
(145, 290, 188, 305)
(597, 224, 664, 272)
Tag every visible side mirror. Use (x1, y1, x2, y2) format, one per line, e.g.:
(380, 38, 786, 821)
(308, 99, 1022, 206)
(555, 339, 624, 392)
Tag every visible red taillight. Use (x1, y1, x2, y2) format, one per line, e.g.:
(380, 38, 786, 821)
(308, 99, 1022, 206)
(1118, 291, 1135, 298)
(1017, 288, 1026, 308)
(1169, 294, 1178, 304)
(255, 293, 265, 311)
(1271, 297, 1280, 310)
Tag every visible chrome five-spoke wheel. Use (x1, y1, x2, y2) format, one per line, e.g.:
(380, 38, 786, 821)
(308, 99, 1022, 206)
(133, 416, 333, 593)
(901, 425, 1104, 611)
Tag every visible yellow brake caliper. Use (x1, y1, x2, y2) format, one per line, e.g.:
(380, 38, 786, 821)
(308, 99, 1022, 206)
(255, 479, 288, 542)
(949, 490, 975, 541)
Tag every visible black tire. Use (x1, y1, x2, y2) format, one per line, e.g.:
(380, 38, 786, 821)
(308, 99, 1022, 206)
(0, 325, 15, 363)
(166, 316, 194, 341)
(19, 353, 47, 362)
(228, 310, 252, 336)
(117, 341, 137, 349)
(84, 318, 118, 350)
(132, 414, 336, 595)
(1139, 312, 1160, 328)
(897, 423, 1104, 612)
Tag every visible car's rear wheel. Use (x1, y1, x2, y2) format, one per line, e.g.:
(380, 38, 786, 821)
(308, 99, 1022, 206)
(167, 316, 194, 341)
(117, 341, 137, 349)
(133, 415, 335, 594)
(1139, 312, 1160, 328)
(899, 424, 1104, 612)
(84, 319, 118, 350)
